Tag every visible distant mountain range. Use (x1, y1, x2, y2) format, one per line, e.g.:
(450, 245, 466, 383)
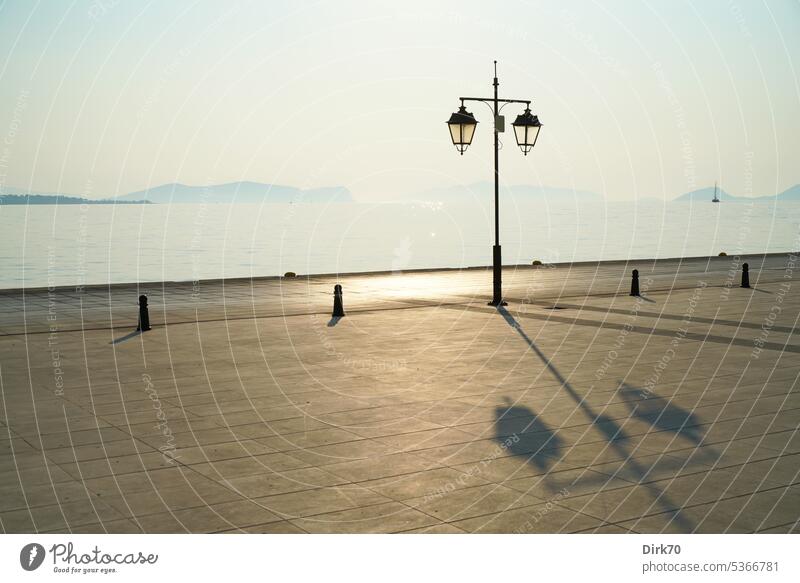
(427, 182, 800, 204)
(406, 182, 604, 204)
(3, 182, 353, 204)
(674, 184, 800, 202)
(0, 193, 148, 205)
(117, 181, 353, 204)
(4, 181, 799, 205)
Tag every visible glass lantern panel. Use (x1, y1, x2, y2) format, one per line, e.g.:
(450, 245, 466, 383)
(461, 122, 476, 145)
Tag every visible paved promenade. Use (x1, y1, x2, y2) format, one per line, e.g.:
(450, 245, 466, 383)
(1, 253, 798, 533)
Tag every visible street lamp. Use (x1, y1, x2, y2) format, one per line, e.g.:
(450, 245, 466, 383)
(446, 105, 478, 155)
(512, 108, 541, 155)
(446, 61, 542, 306)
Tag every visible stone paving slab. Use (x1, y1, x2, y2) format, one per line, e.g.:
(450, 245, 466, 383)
(0, 253, 798, 533)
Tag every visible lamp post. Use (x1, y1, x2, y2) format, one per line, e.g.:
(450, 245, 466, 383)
(447, 61, 541, 306)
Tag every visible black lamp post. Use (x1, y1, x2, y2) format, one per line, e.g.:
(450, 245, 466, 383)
(447, 61, 542, 306)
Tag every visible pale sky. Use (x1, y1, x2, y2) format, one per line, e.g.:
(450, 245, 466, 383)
(0, 0, 798, 201)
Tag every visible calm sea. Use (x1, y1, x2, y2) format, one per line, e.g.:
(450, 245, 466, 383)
(1, 200, 798, 289)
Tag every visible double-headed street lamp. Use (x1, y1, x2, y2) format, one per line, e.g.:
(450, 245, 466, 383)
(447, 61, 541, 306)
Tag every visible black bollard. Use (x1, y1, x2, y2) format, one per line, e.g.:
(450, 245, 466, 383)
(137, 294, 151, 332)
(741, 262, 750, 288)
(332, 284, 345, 318)
(629, 269, 640, 297)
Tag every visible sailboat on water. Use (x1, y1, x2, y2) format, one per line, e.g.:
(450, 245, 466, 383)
(712, 182, 720, 203)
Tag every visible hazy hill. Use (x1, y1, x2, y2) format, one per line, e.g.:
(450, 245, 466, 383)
(0, 193, 148, 205)
(407, 182, 603, 204)
(775, 184, 800, 201)
(674, 184, 800, 202)
(117, 181, 353, 204)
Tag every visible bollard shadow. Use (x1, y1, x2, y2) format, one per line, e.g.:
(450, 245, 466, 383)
(748, 287, 772, 294)
(111, 329, 141, 345)
(496, 306, 695, 531)
(327, 317, 342, 327)
(617, 382, 703, 444)
(637, 295, 656, 303)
